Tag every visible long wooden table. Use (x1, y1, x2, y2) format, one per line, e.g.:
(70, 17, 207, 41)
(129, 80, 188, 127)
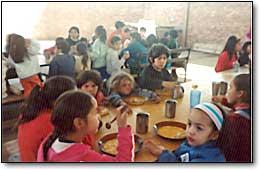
(94, 65, 250, 162)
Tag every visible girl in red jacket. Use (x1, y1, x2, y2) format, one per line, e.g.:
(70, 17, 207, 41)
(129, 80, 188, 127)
(212, 74, 251, 162)
(18, 76, 77, 162)
(37, 90, 134, 162)
(215, 36, 241, 72)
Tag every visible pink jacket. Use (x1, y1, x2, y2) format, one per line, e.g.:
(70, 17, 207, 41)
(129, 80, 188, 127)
(37, 126, 134, 162)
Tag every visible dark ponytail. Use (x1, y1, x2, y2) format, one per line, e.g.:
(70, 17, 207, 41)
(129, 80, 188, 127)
(43, 130, 60, 161)
(18, 76, 76, 125)
(76, 42, 89, 70)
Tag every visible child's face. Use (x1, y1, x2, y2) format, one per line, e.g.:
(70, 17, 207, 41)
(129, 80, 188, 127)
(226, 79, 242, 105)
(80, 81, 98, 97)
(112, 41, 122, 51)
(86, 99, 100, 134)
(235, 42, 241, 52)
(186, 109, 218, 147)
(118, 78, 133, 95)
(152, 54, 167, 71)
(247, 45, 251, 54)
(70, 29, 79, 40)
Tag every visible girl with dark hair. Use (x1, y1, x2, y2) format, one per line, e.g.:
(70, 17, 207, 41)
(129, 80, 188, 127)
(145, 34, 158, 49)
(140, 43, 177, 91)
(215, 36, 241, 72)
(91, 26, 109, 80)
(6, 34, 42, 97)
(212, 74, 251, 162)
(238, 41, 251, 66)
(76, 70, 105, 106)
(37, 90, 134, 162)
(48, 39, 75, 78)
(18, 76, 77, 162)
(74, 42, 91, 74)
(66, 26, 80, 55)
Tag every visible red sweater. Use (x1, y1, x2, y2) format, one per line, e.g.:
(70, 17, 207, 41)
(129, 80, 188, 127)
(215, 51, 238, 72)
(37, 126, 134, 162)
(18, 109, 95, 162)
(217, 102, 251, 162)
(18, 109, 53, 162)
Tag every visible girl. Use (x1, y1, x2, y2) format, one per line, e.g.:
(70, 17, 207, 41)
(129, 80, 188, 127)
(212, 74, 251, 162)
(48, 39, 75, 78)
(18, 76, 76, 162)
(140, 43, 177, 91)
(108, 72, 160, 107)
(76, 70, 105, 106)
(66, 26, 80, 55)
(238, 41, 251, 66)
(74, 42, 91, 75)
(7, 34, 42, 97)
(167, 29, 179, 49)
(215, 36, 241, 72)
(106, 36, 130, 76)
(37, 90, 134, 162)
(145, 102, 225, 162)
(91, 26, 109, 80)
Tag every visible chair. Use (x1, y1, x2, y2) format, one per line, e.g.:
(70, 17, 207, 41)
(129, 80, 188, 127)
(169, 48, 191, 82)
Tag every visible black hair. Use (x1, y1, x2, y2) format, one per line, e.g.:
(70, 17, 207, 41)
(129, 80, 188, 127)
(240, 41, 251, 56)
(130, 32, 142, 42)
(146, 34, 158, 48)
(8, 34, 28, 63)
(76, 70, 103, 91)
(233, 74, 251, 104)
(42, 90, 94, 160)
(111, 36, 121, 45)
(140, 27, 146, 32)
(124, 28, 130, 33)
(148, 43, 169, 64)
(76, 42, 89, 70)
(55, 37, 65, 46)
(68, 26, 80, 38)
(95, 27, 107, 43)
(18, 76, 76, 125)
(56, 39, 70, 54)
(115, 21, 125, 29)
(222, 35, 241, 60)
(169, 30, 178, 39)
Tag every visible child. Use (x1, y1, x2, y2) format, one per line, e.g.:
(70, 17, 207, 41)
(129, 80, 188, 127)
(238, 41, 251, 66)
(107, 72, 160, 107)
(76, 70, 105, 106)
(140, 43, 177, 91)
(7, 34, 42, 97)
(167, 29, 179, 49)
(48, 39, 75, 78)
(215, 36, 241, 72)
(37, 90, 134, 162)
(212, 74, 251, 162)
(43, 37, 65, 63)
(18, 76, 76, 162)
(108, 21, 125, 48)
(91, 26, 109, 80)
(74, 42, 91, 75)
(106, 36, 130, 76)
(66, 26, 80, 55)
(145, 102, 225, 162)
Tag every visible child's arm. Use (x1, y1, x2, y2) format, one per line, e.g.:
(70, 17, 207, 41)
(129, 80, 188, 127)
(158, 150, 179, 162)
(107, 93, 125, 107)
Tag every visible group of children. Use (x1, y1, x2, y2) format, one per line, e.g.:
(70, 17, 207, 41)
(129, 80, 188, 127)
(215, 35, 251, 72)
(2, 24, 251, 163)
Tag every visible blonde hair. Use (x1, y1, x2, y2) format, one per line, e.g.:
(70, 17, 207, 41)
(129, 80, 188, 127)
(108, 72, 135, 92)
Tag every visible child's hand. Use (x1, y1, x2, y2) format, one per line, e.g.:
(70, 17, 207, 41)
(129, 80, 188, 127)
(162, 81, 177, 89)
(123, 52, 130, 60)
(116, 105, 128, 128)
(151, 95, 161, 104)
(144, 140, 165, 156)
(212, 95, 225, 103)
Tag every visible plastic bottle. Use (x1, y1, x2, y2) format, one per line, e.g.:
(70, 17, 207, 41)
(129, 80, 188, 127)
(233, 61, 240, 72)
(190, 84, 201, 109)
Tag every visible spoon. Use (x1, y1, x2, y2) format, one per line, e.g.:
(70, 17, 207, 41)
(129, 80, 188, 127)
(105, 116, 117, 129)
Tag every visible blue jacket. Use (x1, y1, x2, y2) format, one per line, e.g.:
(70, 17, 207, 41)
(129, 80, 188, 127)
(158, 141, 225, 162)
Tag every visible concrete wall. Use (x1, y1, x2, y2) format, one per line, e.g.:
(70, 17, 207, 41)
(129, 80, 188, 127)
(32, 2, 252, 48)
